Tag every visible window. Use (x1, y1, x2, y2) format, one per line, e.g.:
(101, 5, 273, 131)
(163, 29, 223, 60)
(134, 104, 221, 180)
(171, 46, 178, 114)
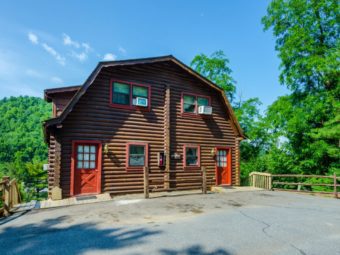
(76, 145, 97, 169)
(216, 150, 227, 167)
(183, 95, 196, 113)
(126, 143, 148, 169)
(182, 93, 210, 114)
(110, 80, 150, 109)
(112, 82, 130, 105)
(183, 145, 200, 168)
(133, 86, 148, 102)
(197, 97, 209, 107)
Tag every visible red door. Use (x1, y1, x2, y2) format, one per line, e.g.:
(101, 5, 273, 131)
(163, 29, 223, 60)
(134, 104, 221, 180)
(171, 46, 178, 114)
(215, 148, 231, 185)
(71, 141, 102, 196)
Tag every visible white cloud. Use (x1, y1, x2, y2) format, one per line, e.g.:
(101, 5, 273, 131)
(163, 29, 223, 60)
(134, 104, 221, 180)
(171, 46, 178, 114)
(118, 46, 127, 55)
(82, 43, 91, 53)
(51, 76, 63, 84)
(27, 30, 66, 66)
(42, 43, 66, 65)
(62, 33, 80, 48)
(71, 51, 87, 62)
(103, 53, 116, 61)
(63, 33, 91, 62)
(28, 32, 39, 44)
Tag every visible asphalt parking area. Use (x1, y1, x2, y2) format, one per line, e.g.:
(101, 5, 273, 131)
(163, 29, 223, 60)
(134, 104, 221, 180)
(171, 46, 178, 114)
(0, 190, 339, 255)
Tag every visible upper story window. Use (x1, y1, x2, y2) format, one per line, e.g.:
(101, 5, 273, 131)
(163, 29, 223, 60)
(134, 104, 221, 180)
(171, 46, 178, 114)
(110, 80, 150, 110)
(132, 86, 148, 102)
(113, 82, 130, 105)
(182, 93, 210, 115)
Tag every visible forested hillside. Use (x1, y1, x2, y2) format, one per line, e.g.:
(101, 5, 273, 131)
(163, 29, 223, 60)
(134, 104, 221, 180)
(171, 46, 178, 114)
(0, 96, 51, 200)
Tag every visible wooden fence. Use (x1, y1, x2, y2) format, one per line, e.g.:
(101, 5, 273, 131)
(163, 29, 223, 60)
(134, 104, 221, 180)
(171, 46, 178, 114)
(143, 167, 207, 198)
(249, 172, 272, 190)
(0, 176, 22, 217)
(249, 172, 339, 198)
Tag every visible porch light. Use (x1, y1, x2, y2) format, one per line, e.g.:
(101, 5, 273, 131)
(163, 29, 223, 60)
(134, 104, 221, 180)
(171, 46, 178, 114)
(104, 143, 109, 154)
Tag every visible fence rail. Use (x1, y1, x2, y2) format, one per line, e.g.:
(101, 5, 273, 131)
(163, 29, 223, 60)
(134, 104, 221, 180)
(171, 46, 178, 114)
(249, 172, 339, 199)
(0, 176, 21, 217)
(143, 167, 207, 198)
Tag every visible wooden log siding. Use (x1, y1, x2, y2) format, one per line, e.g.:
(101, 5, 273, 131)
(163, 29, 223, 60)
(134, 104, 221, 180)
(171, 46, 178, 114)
(54, 61, 239, 197)
(47, 131, 62, 197)
(164, 84, 171, 189)
(47, 133, 56, 197)
(234, 138, 242, 186)
(50, 91, 79, 117)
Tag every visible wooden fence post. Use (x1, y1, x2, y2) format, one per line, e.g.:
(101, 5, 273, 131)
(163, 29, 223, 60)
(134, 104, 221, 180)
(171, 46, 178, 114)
(3, 176, 10, 217)
(334, 173, 338, 199)
(268, 174, 273, 190)
(202, 167, 207, 194)
(144, 167, 149, 199)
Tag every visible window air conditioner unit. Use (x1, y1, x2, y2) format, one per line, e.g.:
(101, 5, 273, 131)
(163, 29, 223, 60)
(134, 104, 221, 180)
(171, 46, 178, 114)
(198, 105, 212, 115)
(133, 97, 148, 107)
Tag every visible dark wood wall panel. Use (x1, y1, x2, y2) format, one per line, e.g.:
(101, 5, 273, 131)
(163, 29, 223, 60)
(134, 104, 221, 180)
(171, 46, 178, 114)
(55, 62, 238, 197)
(47, 134, 56, 196)
(52, 92, 77, 117)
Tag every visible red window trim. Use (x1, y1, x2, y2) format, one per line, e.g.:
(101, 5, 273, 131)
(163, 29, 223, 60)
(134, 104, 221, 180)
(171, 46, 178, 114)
(181, 92, 211, 117)
(183, 144, 201, 169)
(126, 142, 149, 171)
(70, 140, 102, 197)
(109, 79, 151, 111)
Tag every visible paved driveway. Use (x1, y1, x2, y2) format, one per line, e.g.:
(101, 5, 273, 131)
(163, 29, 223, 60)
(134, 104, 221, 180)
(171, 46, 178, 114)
(0, 190, 339, 255)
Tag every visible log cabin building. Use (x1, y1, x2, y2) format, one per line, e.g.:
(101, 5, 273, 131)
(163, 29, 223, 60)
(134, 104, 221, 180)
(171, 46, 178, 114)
(43, 55, 245, 200)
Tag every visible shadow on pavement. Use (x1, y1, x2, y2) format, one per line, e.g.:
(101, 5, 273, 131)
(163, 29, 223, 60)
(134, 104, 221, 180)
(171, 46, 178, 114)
(160, 245, 232, 255)
(0, 215, 161, 255)
(0, 210, 30, 226)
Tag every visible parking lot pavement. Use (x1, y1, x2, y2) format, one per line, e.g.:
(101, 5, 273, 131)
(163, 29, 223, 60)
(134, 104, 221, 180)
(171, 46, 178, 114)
(0, 190, 339, 255)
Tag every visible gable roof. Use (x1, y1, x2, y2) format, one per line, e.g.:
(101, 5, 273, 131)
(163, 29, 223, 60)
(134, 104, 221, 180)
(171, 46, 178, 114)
(44, 85, 81, 102)
(43, 55, 245, 138)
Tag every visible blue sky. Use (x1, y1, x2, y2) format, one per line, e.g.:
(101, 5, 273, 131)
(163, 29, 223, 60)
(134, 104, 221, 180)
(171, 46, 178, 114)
(0, 0, 288, 109)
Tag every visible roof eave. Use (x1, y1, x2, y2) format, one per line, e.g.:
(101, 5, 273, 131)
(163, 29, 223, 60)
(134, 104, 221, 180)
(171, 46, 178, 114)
(44, 85, 82, 102)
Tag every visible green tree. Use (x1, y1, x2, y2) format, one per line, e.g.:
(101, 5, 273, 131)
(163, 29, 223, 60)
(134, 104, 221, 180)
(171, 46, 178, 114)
(262, 0, 339, 93)
(262, 0, 339, 180)
(191, 51, 270, 184)
(191, 50, 237, 102)
(0, 96, 51, 200)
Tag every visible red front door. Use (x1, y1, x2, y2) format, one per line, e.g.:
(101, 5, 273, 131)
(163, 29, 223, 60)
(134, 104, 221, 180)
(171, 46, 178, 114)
(72, 141, 102, 196)
(215, 148, 231, 185)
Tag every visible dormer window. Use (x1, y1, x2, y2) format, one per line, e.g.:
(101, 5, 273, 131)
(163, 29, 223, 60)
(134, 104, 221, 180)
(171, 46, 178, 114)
(110, 80, 150, 110)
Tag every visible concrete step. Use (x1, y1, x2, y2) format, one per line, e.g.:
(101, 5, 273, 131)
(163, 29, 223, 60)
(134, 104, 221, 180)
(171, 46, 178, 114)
(37, 193, 113, 209)
(12, 200, 38, 212)
(212, 186, 264, 193)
